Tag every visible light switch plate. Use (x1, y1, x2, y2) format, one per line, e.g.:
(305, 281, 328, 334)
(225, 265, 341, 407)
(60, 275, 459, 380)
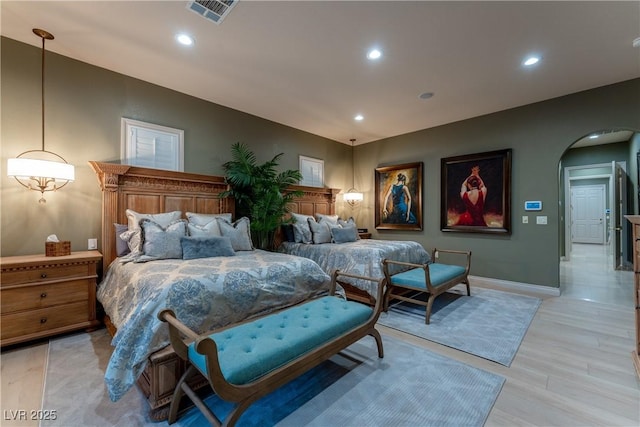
(522, 216, 529, 224)
(88, 238, 98, 250)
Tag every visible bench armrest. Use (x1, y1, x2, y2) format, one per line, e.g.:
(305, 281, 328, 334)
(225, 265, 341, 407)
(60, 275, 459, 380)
(331, 270, 386, 316)
(432, 248, 472, 274)
(158, 309, 199, 361)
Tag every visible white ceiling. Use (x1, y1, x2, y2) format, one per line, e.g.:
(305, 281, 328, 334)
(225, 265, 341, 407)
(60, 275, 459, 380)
(2, 1, 639, 145)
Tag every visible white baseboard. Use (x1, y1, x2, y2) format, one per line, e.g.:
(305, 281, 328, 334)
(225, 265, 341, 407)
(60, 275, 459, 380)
(469, 275, 561, 297)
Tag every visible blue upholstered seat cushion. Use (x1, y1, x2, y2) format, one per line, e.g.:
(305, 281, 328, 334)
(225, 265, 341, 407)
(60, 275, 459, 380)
(188, 296, 373, 385)
(390, 263, 466, 289)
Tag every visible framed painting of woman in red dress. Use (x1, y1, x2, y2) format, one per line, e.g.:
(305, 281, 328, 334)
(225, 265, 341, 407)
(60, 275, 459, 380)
(441, 149, 511, 234)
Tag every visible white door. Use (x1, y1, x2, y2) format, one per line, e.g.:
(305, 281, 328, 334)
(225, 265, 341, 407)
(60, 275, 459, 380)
(571, 184, 606, 244)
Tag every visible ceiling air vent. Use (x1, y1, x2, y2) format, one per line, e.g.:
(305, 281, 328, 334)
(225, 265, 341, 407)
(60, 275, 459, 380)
(187, 0, 237, 24)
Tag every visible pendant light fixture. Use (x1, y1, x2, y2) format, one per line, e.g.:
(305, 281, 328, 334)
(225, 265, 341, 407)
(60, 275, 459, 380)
(343, 138, 363, 207)
(7, 28, 75, 204)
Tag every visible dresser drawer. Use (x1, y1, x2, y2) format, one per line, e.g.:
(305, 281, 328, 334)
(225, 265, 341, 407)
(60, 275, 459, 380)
(1, 264, 91, 287)
(0, 301, 89, 341)
(1, 280, 89, 314)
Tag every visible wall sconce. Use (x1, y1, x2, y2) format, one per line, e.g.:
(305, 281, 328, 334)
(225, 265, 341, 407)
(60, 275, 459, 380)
(343, 138, 363, 207)
(7, 29, 74, 204)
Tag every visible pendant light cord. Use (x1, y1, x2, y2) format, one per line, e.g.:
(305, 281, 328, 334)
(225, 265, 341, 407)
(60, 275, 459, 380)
(41, 34, 46, 151)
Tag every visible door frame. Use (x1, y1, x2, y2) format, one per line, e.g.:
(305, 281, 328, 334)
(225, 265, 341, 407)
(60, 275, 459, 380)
(563, 163, 611, 262)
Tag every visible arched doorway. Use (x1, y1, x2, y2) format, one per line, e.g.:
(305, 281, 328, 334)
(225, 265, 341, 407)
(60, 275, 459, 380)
(558, 128, 637, 305)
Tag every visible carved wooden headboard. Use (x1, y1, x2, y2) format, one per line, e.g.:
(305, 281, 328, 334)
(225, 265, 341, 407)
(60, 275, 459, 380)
(89, 161, 234, 274)
(90, 161, 340, 275)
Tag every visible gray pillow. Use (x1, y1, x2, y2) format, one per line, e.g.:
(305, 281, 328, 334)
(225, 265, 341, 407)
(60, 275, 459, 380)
(181, 236, 235, 260)
(114, 223, 130, 257)
(308, 218, 332, 244)
(140, 219, 187, 259)
(218, 217, 254, 251)
(291, 213, 314, 243)
(124, 209, 182, 255)
(330, 225, 359, 244)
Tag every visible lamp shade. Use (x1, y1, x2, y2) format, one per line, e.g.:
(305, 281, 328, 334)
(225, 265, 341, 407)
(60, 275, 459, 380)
(7, 157, 75, 182)
(344, 188, 364, 202)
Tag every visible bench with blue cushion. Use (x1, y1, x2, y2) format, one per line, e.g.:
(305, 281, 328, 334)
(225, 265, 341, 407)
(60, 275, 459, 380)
(158, 270, 385, 427)
(383, 248, 471, 324)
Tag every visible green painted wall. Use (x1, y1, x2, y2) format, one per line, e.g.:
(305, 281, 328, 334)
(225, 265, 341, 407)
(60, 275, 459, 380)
(1, 37, 349, 257)
(2, 36, 639, 288)
(353, 79, 640, 287)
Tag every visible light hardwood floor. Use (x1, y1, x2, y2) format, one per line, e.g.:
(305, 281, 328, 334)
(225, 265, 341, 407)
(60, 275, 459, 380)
(1, 243, 638, 426)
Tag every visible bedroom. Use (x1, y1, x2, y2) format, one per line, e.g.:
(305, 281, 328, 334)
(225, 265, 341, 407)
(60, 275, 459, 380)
(1, 1, 640, 426)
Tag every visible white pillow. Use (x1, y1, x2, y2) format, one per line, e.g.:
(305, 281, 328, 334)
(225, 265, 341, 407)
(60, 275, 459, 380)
(187, 221, 223, 238)
(315, 213, 339, 225)
(218, 217, 254, 251)
(185, 212, 232, 226)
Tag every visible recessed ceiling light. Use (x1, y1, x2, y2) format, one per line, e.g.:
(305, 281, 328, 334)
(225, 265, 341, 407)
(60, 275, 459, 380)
(589, 134, 599, 139)
(633, 37, 640, 48)
(176, 33, 194, 46)
(367, 49, 382, 60)
(419, 92, 434, 100)
(354, 114, 364, 121)
(523, 56, 540, 66)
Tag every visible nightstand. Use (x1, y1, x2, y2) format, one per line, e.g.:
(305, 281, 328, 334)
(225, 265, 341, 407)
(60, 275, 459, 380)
(358, 232, 372, 239)
(0, 250, 102, 347)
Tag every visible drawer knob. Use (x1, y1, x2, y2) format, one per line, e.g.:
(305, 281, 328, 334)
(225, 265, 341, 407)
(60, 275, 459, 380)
(40, 318, 47, 324)
(40, 292, 47, 298)
(40, 273, 47, 279)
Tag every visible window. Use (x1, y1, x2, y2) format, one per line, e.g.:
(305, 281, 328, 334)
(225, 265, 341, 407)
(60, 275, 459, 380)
(121, 118, 184, 171)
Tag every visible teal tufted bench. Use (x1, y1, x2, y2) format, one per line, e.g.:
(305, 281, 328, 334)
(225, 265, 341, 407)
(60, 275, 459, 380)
(383, 248, 471, 324)
(158, 270, 385, 427)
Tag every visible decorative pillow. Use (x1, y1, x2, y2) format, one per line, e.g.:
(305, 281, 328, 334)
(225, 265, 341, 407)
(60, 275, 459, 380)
(281, 224, 295, 242)
(185, 212, 232, 226)
(140, 219, 187, 259)
(292, 222, 312, 244)
(124, 209, 182, 255)
(218, 217, 254, 251)
(291, 213, 314, 244)
(330, 225, 359, 244)
(181, 236, 235, 260)
(308, 218, 332, 244)
(114, 223, 130, 257)
(315, 213, 339, 225)
(187, 221, 222, 238)
(338, 217, 360, 239)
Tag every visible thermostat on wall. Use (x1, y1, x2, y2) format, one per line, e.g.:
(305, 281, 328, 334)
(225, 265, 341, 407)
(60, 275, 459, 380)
(524, 201, 542, 211)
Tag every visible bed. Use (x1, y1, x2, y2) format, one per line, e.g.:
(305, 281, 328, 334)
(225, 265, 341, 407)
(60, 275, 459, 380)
(89, 161, 332, 419)
(277, 188, 431, 303)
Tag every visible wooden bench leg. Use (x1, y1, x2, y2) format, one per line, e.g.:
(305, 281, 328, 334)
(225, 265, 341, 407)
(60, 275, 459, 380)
(369, 328, 384, 358)
(464, 278, 471, 296)
(425, 294, 437, 325)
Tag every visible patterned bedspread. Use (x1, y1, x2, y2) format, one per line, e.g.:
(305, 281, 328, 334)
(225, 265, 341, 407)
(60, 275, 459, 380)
(97, 250, 331, 402)
(278, 239, 430, 294)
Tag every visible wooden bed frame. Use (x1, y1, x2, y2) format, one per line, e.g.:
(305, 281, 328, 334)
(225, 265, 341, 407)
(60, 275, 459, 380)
(89, 161, 341, 420)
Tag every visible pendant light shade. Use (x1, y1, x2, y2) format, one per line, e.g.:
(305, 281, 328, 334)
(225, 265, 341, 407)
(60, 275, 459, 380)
(344, 138, 363, 207)
(7, 29, 75, 203)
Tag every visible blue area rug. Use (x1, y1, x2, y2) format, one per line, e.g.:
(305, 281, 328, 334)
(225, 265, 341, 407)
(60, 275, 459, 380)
(378, 286, 541, 366)
(42, 329, 504, 427)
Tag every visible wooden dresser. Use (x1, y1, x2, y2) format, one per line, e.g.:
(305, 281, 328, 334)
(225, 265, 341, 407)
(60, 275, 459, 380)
(625, 215, 640, 379)
(0, 251, 102, 347)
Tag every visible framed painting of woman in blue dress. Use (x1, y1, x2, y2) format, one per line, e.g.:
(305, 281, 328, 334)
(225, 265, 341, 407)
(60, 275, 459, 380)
(441, 149, 512, 234)
(375, 162, 423, 230)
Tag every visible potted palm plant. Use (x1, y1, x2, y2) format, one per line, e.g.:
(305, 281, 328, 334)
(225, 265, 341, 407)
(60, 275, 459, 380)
(220, 142, 303, 250)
